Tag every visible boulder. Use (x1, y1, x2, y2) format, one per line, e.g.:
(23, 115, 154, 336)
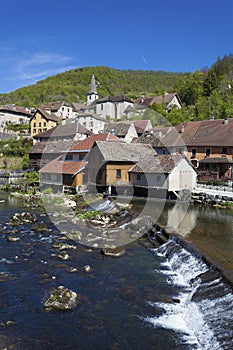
(32, 222, 51, 232)
(101, 246, 126, 257)
(43, 286, 80, 311)
(9, 212, 37, 226)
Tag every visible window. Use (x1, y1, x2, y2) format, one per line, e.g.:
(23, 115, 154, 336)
(222, 147, 227, 155)
(39, 122, 41, 127)
(89, 122, 93, 127)
(162, 148, 166, 155)
(191, 148, 197, 157)
(136, 174, 141, 181)
(178, 148, 183, 155)
(79, 154, 84, 160)
(33, 122, 36, 127)
(38, 129, 42, 133)
(205, 148, 211, 157)
(33, 129, 36, 134)
(44, 122, 46, 127)
(116, 169, 121, 178)
(43, 128, 47, 132)
(65, 154, 73, 161)
(101, 104, 103, 111)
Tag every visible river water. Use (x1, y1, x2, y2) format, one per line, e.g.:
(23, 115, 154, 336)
(0, 193, 233, 350)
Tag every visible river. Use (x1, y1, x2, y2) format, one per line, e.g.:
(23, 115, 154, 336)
(0, 193, 232, 350)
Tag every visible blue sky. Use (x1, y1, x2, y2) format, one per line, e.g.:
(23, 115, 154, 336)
(0, 0, 233, 93)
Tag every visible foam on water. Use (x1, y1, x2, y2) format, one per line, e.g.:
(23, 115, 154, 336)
(142, 239, 233, 350)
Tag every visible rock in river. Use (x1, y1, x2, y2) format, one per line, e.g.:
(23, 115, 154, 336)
(8, 212, 37, 226)
(43, 286, 80, 311)
(101, 246, 126, 257)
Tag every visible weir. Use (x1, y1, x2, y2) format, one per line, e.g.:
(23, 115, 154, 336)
(145, 228, 233, 349)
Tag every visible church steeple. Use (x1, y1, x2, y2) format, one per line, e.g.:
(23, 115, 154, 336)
(87, 74, 98, 105)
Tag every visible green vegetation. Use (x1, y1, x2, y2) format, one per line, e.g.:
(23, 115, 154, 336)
(77, 210, 102, 220)
(0, 137, 32, 158)
(0, 55, 233, 125)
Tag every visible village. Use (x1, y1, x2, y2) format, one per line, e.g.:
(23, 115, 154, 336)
(0, 74, 233, 201)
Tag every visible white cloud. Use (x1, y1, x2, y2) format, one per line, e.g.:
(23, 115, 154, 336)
(0, 50, 76, 91)
(18, 51, 72, 68)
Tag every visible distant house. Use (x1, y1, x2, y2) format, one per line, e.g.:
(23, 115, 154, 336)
(39, 132, 121, 193)
(74, 113, 108, 134)
(129, 154, 197, 198)
(87, 141, 155, 193)
(104, 122, 138, 143)
(39, 102, 74, 120)
(131, 119, 153, 136)
(135, 92, 182, 111)
(0, 104, 32, 133)
(30, 109, 59, 137)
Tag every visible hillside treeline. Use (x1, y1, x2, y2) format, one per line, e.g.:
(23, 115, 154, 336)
(0, 54, 233, 125)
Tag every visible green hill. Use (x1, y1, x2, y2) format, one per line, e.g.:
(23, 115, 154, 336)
(0, 66, 185, 107)
(1, 55, 233, 125)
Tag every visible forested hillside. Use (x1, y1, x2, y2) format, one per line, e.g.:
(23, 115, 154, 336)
(1, 54, 233, 125)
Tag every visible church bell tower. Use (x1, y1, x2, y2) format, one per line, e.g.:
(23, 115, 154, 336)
(87, 74, 98, 105)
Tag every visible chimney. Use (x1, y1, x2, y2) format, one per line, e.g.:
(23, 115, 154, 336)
(209, 115, 215, 120)
(223, 119, 228, 125)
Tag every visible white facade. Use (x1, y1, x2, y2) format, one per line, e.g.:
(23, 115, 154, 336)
(45, 105, 74, 120)
(0, 111, 30, 133)
(76, 114, 108, 134)
(87, 100, 134, 120)
(130, 157, 196, 191)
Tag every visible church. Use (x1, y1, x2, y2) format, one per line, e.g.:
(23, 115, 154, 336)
(84, 74, 134, 120)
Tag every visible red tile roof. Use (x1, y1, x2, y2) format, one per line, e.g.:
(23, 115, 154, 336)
(69, 132, 121, 151)
(39, 156, 87, 175)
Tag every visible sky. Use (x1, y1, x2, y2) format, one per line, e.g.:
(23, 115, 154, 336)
(0, 0, 233, 93)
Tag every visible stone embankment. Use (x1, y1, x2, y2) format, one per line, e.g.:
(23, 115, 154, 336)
(191, 186, 233, 207)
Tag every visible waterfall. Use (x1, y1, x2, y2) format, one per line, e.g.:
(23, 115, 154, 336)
(143, 239, 233, 350)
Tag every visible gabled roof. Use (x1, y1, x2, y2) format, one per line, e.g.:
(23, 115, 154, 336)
(29, 140, 74, 154)
(69, 132, 121, 151)
(0, 104, 32, 117)
(31, 108, 60, 123)
(129, 154, 186, 173)
(33, 121, 93, 139)
(71, 103, 86, 112)
(131, 119, 152, 130)
(104, 122, 134, 136)
(175, 119, 233, 147)
(39, 101, 70, 112)
(94, 141, 155, 162)
(135, 93, 181, 108)
(94, 95, 133, 104)
(39, 156, 87, 175)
